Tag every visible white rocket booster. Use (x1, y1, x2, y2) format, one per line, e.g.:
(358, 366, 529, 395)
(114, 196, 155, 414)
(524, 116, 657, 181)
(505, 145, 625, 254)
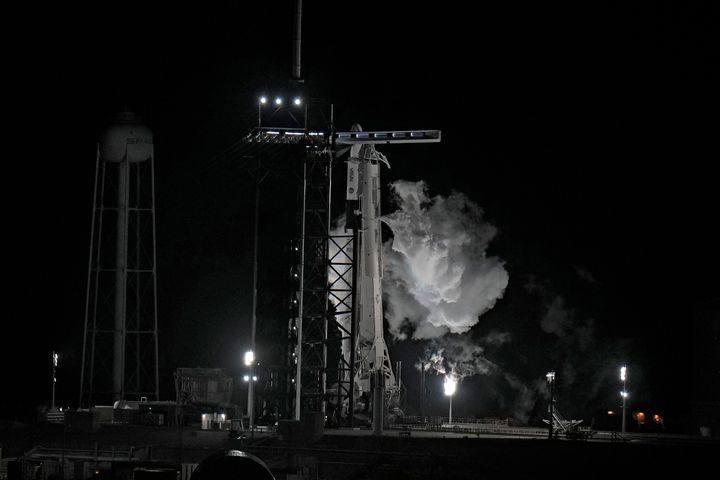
(337, 126, 440, 404)
(347, 125, 396, 395)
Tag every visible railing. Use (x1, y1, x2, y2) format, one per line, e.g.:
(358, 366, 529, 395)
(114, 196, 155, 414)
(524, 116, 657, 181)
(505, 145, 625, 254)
(45, 411, 65, 424)
(395, 416, 510, 427)
(27, 445, 142, 462)
(390, 421, 547, 437)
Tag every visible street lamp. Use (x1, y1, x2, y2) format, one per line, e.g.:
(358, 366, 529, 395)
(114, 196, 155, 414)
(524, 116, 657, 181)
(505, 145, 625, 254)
(244, 350, 256, 431)
(546, 370, 555, 440)
(244, 350, 255, 367)
(257, 97, 266, 127)
(444, 376, 456, 425)
(51, 351, 58, 411)
(620, 366, 628, 433)
(243, 373, 258, 434)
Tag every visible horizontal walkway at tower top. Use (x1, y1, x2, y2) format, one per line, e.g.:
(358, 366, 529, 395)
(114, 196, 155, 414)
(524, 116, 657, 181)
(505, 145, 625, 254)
(242, 128, 441, 145)
(335, 129, 441, 144)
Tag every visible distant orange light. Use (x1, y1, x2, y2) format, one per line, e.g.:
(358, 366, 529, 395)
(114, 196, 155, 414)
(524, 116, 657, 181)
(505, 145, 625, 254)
(633, 411, 646, 424)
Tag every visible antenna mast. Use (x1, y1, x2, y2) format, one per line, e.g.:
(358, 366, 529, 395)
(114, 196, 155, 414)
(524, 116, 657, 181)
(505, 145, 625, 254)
(292, 0, 303, 81)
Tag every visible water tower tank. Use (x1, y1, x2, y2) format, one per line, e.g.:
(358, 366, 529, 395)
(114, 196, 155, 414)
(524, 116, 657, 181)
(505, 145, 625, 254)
(100, 111, 153, 163)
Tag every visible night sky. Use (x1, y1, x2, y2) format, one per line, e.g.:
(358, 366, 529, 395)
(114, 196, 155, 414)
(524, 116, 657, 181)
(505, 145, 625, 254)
(6, 1, 718, 427)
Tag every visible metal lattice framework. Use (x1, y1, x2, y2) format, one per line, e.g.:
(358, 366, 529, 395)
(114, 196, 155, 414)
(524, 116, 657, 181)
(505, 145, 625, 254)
(295, 147, 333, 414)
(327, 232, 357, 423)
(235, 125, 355, 422)
(223, 134, 304, 422)
(80, 147, 159, 407)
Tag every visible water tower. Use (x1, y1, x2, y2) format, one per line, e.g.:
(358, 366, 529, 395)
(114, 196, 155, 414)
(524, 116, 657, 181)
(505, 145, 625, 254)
(79, 111, 159, 406)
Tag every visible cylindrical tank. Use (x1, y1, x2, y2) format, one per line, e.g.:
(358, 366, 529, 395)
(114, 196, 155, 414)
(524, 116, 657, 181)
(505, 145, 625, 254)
(191, 450, 275, 480)
(100, 111, 153, 163)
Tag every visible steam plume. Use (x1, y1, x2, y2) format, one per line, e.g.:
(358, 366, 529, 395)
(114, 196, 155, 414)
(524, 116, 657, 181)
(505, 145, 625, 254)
(382, 180, 509, 339)
(416, 333, 508, 379)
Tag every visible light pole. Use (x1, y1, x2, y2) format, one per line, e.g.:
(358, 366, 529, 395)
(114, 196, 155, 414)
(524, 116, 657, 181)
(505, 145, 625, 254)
(420, 362, 426, 423)
(242, 373, 257, 431)
(620, 366, 628, 433)
(51, 351, 58, 411)
(546, 370, 555, 440)
(258, 97, 267, 127)
(246, 143, 269, 433)
(244, 350, 255, 431)
(444, 376, 456, 425)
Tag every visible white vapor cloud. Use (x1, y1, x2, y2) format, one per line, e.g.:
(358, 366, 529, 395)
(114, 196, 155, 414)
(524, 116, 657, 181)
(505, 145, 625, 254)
(415, 334, 501, 379)
(382, 180, 509, 340)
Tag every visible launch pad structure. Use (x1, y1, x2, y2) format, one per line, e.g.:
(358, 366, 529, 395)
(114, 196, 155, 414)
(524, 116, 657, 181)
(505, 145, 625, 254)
(228, 0, 442, 433)
(77, 0, 440, 431)
(238, 114, 440, 431)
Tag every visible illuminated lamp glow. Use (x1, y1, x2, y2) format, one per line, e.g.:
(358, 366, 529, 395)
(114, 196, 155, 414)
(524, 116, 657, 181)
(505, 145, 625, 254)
(293, 97, 302, 106)
(244, 350, 255, 366)
(275, 97, 283, 105)
(259, 96, 267, 104)
(444, 377, 456, 396)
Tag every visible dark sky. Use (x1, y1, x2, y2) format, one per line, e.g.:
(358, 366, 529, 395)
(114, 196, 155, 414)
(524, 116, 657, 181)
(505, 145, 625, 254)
(6, 1, 718, 422)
